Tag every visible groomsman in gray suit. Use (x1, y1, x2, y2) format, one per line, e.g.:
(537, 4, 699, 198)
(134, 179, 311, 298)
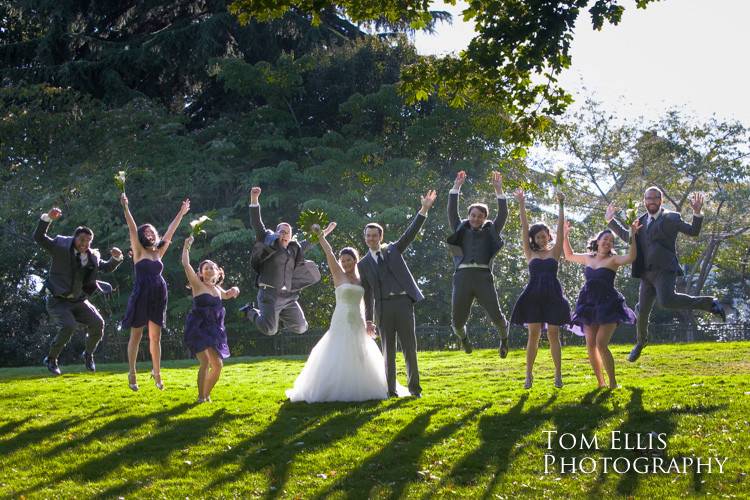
(241, 186, 326, 336)
(358, 190, 437, 398)
(447, 171, 510, 357)
(34, 207, 123, 375)
(606, 187, 725, 362)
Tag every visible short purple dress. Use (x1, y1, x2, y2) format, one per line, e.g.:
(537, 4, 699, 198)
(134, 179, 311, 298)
(122, 259, 168, 329)
(510, 258, 571, 327)
(570, 267, 636, 335)
(184, 294, 230, 358)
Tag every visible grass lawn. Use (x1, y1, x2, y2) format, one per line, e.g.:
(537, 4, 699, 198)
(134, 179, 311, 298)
(1, 342, 749, 499)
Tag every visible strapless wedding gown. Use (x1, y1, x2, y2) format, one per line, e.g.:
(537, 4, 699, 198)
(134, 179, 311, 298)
(286, 283, 397, 402)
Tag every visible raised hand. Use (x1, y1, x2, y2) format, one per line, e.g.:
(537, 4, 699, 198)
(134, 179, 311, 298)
(513, 188, 525, 203)
(421, 189, 437, 211)
(249, 186, 261, 204)
(630, 219, 642, 235)
(689, 192, 704, 214)
(185, 235, 195, 247)
(48, 207, 62, 220)
(120, 193, 129, 207)
(452, 170, 466, 190)
(556, 192, 565, 204)
(179, 198, 191, 216)
(491, 171, 503, 194)
(605, 202, 618, 222)
(311, 224, 322, 235)
(322, 222, 337, 236)
(110, 247, 123, 260)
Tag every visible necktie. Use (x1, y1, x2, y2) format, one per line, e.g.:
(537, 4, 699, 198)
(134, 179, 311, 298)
(75, 252, 83, 268)
(376, 251, 384, 266)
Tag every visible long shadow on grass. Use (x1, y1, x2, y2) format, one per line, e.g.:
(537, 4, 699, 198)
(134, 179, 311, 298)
(17, 403, 237, 498)
(587, 387, 724, 498)
(43, 401, 194, 458)
(431, 390, 612, 499)
(0, 416, 88, 457)
(0, 419, 25, 439)
(314, 404, 491, 500)
(203, 398, 409, 498)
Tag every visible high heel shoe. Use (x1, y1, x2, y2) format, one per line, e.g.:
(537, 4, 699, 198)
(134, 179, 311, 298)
(554, 374, 563, 389)
(128, 372, 139, 392)
(150, 370, 164, 390)
(524, 375, 533, 389)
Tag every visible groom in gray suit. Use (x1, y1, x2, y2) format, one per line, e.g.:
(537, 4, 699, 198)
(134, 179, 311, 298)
(606, 187, 725, 362)
(358, 190, 437, 398)
(34, 207, 123, 375)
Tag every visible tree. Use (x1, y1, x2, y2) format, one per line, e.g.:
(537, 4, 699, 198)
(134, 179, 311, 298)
(541, 100, 750, 334)
(228, 0, 658, 143)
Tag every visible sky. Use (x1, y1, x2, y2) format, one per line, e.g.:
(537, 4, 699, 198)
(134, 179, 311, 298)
(412, 0, 750, 126)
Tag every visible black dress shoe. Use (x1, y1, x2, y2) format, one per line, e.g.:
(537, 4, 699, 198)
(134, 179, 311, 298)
(499, 338, 509, 359)
(410, 393, 422, 399)
(455, 335, 473, 354)
(627, 342, 646, 362)
(711, 299, 726, 322)
(239, 302, 257, 320)
(82, 351, 96, 372)
(43, 356, 62, 376)
(387, 391, 399, 398)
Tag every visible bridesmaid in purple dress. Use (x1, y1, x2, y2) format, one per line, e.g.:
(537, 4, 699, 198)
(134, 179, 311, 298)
(182, 235, 239, 403)
(563, 219, 642, 389)
(510, 189, 570, 389)
(121, 192, 190, 391)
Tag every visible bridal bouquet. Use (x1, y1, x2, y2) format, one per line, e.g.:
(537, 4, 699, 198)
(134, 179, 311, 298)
(189, 215, 212, 238)
(623, 198, 638, 226)
(114, 170, 127, 193)
(298, 209, 329, 244)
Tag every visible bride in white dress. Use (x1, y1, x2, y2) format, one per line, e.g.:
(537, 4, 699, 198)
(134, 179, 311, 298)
(286, 224, 400, 403)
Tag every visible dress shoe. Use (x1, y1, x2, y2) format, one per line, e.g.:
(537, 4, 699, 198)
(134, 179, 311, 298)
(239, 302, 257, 320)
(456, 335, 473, 354)
(410, 392, 422, 399)
(82, 351, 96, 372)
(387, 391, 398, 398)
(43, 356, 62, 376)
(711, 299, 726, 322)
(150, 370, 164, 390)
(128, 372, 139, 391)
(627, 342, 647, 362)
(499, 338, 509, 359)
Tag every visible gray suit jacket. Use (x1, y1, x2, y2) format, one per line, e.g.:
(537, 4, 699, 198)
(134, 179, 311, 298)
(446, 193, 507, 269)
(608, 209, 702, 278)
(33, 218, 121, 297)
(358, 212, 426, 324)
(248, 205, 320, 292)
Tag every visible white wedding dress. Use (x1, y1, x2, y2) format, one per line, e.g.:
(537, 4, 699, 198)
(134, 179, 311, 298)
(286, 283, 401, 403)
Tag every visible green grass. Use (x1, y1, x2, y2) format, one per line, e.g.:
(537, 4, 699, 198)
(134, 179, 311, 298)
(1, 342, 749, 499)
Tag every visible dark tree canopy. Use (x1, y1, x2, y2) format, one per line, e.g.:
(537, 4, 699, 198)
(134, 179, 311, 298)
(228, 0, 658, 143)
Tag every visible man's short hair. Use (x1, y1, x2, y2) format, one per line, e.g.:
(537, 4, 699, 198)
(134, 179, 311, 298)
(364, 223, 383, 237)
(74, 226, 94, 238)
(644, 186, 663, 199)
(467, 203, 489, 217)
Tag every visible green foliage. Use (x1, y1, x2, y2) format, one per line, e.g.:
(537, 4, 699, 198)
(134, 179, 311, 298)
(229, 0, 658, 143)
